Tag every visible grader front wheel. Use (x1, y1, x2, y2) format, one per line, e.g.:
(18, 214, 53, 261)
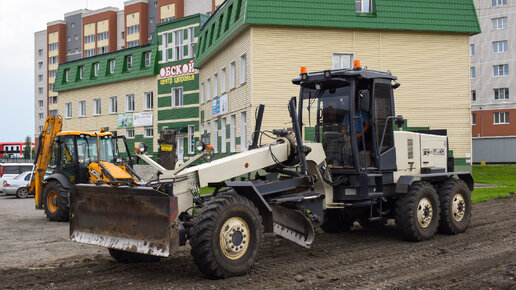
(189, 194, 264, 279)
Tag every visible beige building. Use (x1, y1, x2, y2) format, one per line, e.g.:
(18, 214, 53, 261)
(195, 0, 480, 169)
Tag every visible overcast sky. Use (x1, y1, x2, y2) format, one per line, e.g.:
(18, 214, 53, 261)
(0, 0, 126, 142)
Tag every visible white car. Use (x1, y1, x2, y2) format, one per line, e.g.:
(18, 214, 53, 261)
(2, 171, 33, 198)
(0, 163, 33, 192)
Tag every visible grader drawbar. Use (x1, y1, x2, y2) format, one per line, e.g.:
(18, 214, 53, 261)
(70, 66, 473, 279)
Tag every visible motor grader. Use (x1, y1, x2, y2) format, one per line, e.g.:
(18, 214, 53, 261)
(69, 64, 473, 279)
(29, 115, 140, 221)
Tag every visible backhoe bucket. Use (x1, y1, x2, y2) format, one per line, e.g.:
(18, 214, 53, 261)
(70, 184, 179, 257)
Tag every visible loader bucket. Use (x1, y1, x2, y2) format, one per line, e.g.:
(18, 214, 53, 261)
(70, 184, 179, 257)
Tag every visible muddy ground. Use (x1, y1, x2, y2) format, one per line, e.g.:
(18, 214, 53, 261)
(0, 194, 515, 289)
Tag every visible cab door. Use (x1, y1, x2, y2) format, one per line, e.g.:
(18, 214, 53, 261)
(371, 79, 396, 171)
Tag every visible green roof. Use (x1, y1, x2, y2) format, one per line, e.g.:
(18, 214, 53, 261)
(53, 41, 159, 92)
(195, 0, 480, 65)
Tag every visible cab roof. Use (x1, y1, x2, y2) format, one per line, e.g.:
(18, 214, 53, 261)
(292, 68, 397, 89)
(56, 131, 113, 137)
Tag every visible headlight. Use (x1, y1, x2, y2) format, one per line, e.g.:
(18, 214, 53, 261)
(196, 140, 206, 151)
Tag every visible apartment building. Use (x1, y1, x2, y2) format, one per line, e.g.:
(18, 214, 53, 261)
(471, 0, 516, 162)
(34, 0, 214, 141)
(34, 30, 47, 135)
(195, 0, 480, 170)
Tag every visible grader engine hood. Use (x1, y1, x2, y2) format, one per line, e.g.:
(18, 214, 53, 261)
(70, 184, 179, 257)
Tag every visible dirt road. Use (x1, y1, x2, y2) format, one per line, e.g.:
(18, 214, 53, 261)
(0, 194, 515, 289)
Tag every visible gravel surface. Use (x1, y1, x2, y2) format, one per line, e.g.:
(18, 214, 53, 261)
(0, 195, 515, 289)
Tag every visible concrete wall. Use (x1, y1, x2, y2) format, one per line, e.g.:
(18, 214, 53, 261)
(65, 12, 84, 61)
(473, 137, 516, 163)
(184, 0, 212, 16)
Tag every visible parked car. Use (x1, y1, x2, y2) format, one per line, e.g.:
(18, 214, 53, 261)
(0, 163, 33, 193)
(3, 171, 33, 198)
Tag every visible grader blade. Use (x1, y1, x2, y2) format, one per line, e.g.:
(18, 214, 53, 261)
(272, 205, 314, 248)
(70, 184, 179, 257)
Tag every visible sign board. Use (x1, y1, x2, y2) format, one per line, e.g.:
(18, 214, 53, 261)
(160, 144, 173, 151)
(133, 112, 153, 127)
(212, 94, 228, 117)
(159, 60, 195, 79)
(117, 113, 133, 128)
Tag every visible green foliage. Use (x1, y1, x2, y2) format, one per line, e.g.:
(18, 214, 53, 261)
(23, 136, 31, 159)
(472, 165, 516, 203)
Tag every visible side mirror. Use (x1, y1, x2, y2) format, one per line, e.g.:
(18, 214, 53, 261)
(195, 140, 206, 152)
(359, 90, 370, 113)
(135, 142, 148, 154)
(395, 115, 405, 130)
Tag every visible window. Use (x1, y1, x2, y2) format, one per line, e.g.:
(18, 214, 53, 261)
(493, 40, 508, 53)
(97, 46, 108, 55)
(38, 75, 43, 81)
(65, 69, 70, 82)
(38, 62, 43, 69)
(206, 121, 211, 145)
(49, 84, 54, 91)
(472, 113, 476, 125)
(144, 52, 152, 67)
(220, 68, 226, 93)
(470, 44, 475, 56)
(240, 54, 246, 84)
(97, 31, 108, 41)
(38, 100, 43, 107)
(356, 0, 373, 13)
(121, 31, 125, 39)
(161, 17, 174, 23)
(39, 126, 44, 133)
(492, 0, 507, 6)
(49, 96, 58, 104)
(65, 102, 72, 118)
(492, 17, 507, 30)
(109, 59, 116, 74)
(200, 82, 204, 104)
(206, 78, 211, 100)
(240, 111, 247, 151)
(127, 24, 140, 35)
(213, 73, 218, 98)
(85, 49, 95, 57)
(84, 34, 95, 44)
(49, 56, 58, 65)
(173, 29, 184, 60)
(93, 62, 100, 76)
(71, 22, 75, 28)
(74, 35, 78, 41)
(229, 61, 236, 89)
(38, 113, 44, 120)
(188, 27, 195, 58)
(38, 87, 43, 94)
(126, 128, 135, 138)
(230, 114, 236, 152)
(494, 88, 509, 100)
(49, 70, 57, 78)
(144, 92, 153, 110)
(49, 109, 58, 116)
(109, 96, 117, 114)
(79, 66, 84, 79)
(38, 49, 43, 56)
(144, 127, 154, 138)
(332, 53, 353, 69)
(494, 112, 509, 124)
(471, 90, 476, 102)
(127, 40, 139, 48)
(49, 43, 58, 51)
(67, 36, 71, 42)
(187, 125, 195, 154)
(172, 87, 183, 107)
(126, 55, 133, 70)
(212, 120, 218, 153)
(221, 117, 227, 153)
(493, 64, 509, 77)
(126, 94, 135, 112)
(470, 67, 476, 79)
(93, 98, 101, 115)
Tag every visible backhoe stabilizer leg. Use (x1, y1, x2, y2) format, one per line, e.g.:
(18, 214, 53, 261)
(272, 205, 314, 248)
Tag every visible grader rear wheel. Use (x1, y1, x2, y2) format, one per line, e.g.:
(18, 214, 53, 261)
(395, 181, 440, 242)
(189, 194, 264, 279)
(438, 178, 472, 235)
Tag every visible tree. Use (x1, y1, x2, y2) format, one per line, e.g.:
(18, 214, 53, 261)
(23, 136, 32, 159)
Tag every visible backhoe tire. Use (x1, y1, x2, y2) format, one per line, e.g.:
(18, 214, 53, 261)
(108, 248, 161, 263)
(438, 179, 472, 235)
(43, 180, 69, 222)
(16, 187, 29, 199)
(189, 194, 264, 279)
(320, 209, 353, 233)
(395, 181, 440, 242)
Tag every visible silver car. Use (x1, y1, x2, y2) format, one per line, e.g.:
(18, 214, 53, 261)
(2, 171, 33, 198)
